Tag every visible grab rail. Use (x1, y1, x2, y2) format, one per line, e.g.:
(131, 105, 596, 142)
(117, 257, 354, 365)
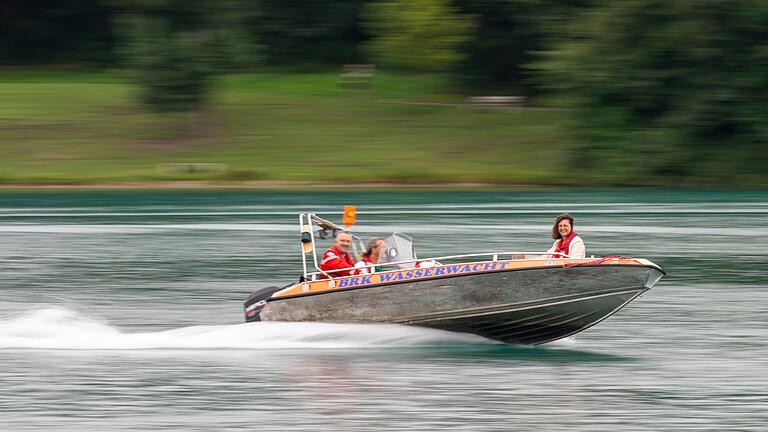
(306, 251, 573, 280)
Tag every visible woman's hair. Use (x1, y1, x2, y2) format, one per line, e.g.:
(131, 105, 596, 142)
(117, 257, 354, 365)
(362, 237, 383, 258)
(551, 213, 575, 239)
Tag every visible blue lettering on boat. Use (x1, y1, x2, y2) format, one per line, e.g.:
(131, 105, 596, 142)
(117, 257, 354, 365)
(373, 262, 508, 286)
(337, 278, 350, 288)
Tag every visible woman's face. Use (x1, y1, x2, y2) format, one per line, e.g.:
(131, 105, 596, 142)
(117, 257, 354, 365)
(371, 240, 386, 259)
(557, 219, 572, 238)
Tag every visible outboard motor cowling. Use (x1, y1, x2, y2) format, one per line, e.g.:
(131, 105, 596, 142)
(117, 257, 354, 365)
(244, 286, 282, 322)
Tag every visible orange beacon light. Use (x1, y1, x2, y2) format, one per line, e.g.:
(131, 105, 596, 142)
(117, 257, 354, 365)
(343, 206, 357, 228)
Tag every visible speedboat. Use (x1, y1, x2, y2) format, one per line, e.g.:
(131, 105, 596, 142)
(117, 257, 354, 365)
(244, 209, 665, 345)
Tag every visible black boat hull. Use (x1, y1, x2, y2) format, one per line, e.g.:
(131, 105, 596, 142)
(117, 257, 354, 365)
(256, 264, 663, 345)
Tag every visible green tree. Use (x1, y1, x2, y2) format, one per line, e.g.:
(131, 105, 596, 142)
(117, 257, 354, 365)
(113, 0, 260, 112)
(364, 0, 475, 72)
(536, 0, 768, 184)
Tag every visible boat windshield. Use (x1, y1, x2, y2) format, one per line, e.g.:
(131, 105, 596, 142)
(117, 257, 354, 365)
(377, 232, 417, 268)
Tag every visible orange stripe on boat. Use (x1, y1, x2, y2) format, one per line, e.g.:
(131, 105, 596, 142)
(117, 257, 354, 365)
(273, 258, 645, 298)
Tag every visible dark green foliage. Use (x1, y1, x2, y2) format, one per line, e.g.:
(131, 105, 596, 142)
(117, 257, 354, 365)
(255, 0, 369, 68)
(453, 0, 535, 92)
(0, 0, 114, 65)
(536, 0, 768, 184)
(452, 0, 589, 93)
(113, 0, 261, 111)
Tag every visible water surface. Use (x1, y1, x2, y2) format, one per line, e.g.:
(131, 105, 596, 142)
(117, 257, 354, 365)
(1, 190, 766, 431)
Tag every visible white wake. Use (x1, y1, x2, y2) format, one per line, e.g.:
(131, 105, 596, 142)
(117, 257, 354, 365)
(0, 307, 490, 350)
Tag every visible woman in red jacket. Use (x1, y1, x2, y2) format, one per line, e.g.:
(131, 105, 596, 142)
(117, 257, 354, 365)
(547, 213, 586, 258)
(355, 237, 385, 274)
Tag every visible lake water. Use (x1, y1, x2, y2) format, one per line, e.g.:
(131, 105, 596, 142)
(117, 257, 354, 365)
(0, 189, 766, 431)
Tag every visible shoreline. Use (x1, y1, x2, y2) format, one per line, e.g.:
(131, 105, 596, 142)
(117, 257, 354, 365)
(0, 181, 542, 190)
(0, 181, 764, 190)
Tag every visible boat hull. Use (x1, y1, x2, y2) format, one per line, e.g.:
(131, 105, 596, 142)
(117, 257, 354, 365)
(259, 264, 663, 345)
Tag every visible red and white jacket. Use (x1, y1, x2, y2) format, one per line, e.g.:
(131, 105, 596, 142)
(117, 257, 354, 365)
(353, 256, 376, 275)
(319, 245, 355, 277)
(548, 232, 586, 258)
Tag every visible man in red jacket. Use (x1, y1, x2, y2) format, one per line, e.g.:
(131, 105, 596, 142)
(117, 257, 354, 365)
(319, 232, 355, 277)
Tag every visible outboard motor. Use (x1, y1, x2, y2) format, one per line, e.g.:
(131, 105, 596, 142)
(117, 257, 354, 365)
(244, 286, 282, 322)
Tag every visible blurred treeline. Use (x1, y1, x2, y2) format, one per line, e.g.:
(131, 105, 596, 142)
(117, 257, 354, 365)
(2, 0, 767, 185)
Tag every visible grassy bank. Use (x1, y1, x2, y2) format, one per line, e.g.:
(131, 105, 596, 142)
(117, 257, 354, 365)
(0, 70, 574, 185)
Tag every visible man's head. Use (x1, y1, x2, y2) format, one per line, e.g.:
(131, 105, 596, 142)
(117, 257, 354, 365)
(335, 232, 352, 252)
